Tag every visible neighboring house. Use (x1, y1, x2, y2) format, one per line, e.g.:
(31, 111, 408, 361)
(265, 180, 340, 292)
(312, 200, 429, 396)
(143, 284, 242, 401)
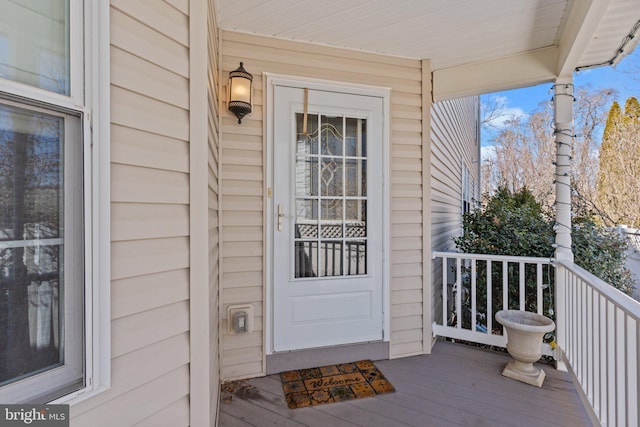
(0, 1, 637, 426)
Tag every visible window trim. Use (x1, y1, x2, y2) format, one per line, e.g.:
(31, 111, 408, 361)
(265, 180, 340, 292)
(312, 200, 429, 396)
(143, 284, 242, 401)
(0, 0, 111, 404)
(56, 0, 111, 404)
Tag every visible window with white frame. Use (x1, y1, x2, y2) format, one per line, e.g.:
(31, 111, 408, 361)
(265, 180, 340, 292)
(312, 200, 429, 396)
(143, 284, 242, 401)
(0, 0, 90, 403)
(462, 162, 476, 214)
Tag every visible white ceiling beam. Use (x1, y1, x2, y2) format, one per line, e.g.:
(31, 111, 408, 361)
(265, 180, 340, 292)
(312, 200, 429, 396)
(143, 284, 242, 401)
(432, 47, 558, 101)
(556, 0, 613, 76)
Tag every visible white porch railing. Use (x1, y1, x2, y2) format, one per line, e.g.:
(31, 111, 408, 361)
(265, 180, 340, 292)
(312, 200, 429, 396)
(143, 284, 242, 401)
(432, 252, 555, 356)
(433, 252, 640, 426)
(556, 261, 640, 427)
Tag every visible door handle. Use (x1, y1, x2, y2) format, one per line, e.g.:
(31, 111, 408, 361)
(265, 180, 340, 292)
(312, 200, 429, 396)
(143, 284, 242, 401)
(278, 204, 284, 231)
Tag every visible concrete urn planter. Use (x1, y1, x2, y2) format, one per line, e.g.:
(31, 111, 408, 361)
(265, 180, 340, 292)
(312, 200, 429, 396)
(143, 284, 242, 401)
(495, 310, 555, 387)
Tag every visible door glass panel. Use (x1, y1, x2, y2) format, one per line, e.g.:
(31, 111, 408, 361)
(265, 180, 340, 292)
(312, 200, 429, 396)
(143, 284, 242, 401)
(321, 158, 343, 196)
(0, 1, 71, 95)
(295, 241, 317, 278)
(295, 199, 318, 222)
(345, 200, 366, 237)
(295, 157, 318, 197)
(345, 240, 366, 275)
(321, 115, 343, 156)
(296, 113, 318, 155)
(345, 118, 366, 157)
(321, 199, 343, 220)
(294, 112, 368, 278)
(295, 199, 318, 240)
(320, 241, 342, 277)
(345, 159, 366, 197)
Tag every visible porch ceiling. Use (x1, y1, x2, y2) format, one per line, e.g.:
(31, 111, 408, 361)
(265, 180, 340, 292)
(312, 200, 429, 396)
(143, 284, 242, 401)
(218, 0, 567, 69)
(218, 0, 639, 98)
(577, 0, 640, 68)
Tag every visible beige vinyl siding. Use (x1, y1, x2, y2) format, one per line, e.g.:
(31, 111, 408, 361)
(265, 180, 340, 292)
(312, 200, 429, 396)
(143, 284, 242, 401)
(207, 0, 222, 424)
(70, 2, 191, 425)
(220, 30, 425, 379)
(430, 96, 480, 329)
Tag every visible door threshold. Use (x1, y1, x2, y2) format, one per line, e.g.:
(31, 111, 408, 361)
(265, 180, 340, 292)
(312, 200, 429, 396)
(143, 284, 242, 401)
(266, 341, 389, 374)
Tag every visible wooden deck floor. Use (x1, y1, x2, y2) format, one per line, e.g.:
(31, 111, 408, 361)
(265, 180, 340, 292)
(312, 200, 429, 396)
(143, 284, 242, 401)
(218, 340, 592, 427)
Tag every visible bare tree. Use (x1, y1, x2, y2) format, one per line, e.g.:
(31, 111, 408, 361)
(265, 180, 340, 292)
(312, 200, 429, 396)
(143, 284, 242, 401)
(572, 87, 617, 210)
(482, 86, 616, 214)
(481, 95, 509, 129)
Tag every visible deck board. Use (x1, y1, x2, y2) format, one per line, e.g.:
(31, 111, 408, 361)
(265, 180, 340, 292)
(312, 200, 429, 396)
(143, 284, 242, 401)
(381, 351, 587, 422)
(218, 413, 253, 427)
(218, 340, 593, 427)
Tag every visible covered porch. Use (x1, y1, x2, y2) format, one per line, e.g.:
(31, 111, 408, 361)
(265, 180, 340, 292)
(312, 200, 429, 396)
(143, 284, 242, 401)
(219, 250, 639, 426)
(213, 1, 640, 427)
(219, 340, 591, 426)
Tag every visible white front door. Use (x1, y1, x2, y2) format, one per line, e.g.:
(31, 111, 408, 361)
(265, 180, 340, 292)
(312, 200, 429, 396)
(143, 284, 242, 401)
(272, 85, 384, 352)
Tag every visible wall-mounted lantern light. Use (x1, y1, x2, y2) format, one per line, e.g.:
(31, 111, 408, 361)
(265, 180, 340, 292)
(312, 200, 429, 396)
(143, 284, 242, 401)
(228, 62, 253, 124)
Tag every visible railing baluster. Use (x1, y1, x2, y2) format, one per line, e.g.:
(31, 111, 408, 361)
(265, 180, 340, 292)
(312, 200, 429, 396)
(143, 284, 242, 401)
(577, 277, 583, 379)
(630, 318, 640, 427)
(442, 257, 447, 327)
(567, 267, 571, 359)
(600, 293, 608, 423)
(583, 281, 588, 389)
(574, 277, 580, 380)
(626, 316, 637, 427)
(456, 258, 462, 329)
(519, 262, 525, 310)
(616, 309, 625, 426)
(607, 300, 615, 427)
(585, 288, 595, 401)
(536, 263, 542, 315)
(471, 260, 476, 333)
(555, 264, 566, 369)
(502, 261, 508, 311)
(580, 278, 585, 385)
(487, 261, 492, 335)
(583, 280, 588, 393)
(592, 291, 600, 417)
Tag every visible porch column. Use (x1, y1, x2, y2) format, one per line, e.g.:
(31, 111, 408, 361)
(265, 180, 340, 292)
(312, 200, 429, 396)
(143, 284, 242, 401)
(553, 76, 574, 263)
(553, 76, 573, 372)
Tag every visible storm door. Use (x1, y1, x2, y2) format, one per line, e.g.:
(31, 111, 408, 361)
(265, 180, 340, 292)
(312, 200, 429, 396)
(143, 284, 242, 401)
(272, 85, 384, 351)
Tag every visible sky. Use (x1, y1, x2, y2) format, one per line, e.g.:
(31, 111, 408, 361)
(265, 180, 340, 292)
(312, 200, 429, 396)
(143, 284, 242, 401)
(480, 48, 640, 152)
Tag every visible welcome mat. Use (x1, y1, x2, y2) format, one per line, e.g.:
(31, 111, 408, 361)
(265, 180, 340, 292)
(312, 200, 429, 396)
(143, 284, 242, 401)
(280, 360, 395, 408)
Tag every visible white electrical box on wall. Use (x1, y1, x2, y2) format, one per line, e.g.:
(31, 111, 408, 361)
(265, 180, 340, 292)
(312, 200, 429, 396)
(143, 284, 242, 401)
(226, 304, 254, 335)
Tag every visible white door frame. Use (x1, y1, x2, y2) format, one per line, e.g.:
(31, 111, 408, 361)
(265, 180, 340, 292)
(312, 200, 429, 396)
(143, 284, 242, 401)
(264, 73, 391, 355)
